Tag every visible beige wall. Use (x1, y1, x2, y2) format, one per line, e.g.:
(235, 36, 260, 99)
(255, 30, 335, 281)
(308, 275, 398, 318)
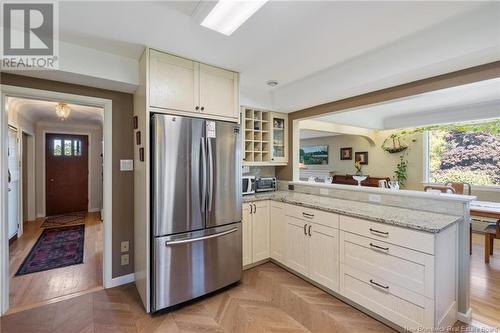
(300, 131, 423, 190)
(299, 131, 500, 202)
(2, 73, 134, 278)
(34, 122, 103, 217)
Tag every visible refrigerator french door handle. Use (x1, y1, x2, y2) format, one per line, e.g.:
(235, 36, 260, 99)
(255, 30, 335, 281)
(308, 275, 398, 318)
(164, 227, 238, 246)
(201, 137, 207, 213)
(207, 138, 214, 212)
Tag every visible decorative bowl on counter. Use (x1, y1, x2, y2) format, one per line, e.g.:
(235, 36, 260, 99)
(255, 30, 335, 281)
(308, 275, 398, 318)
(352, 175, 367, 186)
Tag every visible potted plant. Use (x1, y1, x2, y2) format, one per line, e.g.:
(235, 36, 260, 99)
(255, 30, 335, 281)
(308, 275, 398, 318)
(393, 154, 408, 188)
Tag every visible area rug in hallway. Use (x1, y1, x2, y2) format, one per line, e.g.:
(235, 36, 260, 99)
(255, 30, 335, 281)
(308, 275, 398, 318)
(15, 225, 85, 276)
(40, 211, 86, 228)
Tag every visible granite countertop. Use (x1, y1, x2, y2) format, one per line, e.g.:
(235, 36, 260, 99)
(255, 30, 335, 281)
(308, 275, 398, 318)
(243, 191, 462, 233)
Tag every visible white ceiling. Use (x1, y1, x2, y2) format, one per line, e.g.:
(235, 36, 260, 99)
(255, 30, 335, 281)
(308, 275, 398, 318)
(7, 97, 104, 126)
(45, 1, 499, 112)
(315, 78, 500, 130)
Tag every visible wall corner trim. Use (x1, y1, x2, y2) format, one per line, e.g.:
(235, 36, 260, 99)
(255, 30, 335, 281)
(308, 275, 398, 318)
(107, 273, 135, 288)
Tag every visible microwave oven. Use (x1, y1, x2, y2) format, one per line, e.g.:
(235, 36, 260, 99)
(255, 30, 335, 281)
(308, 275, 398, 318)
(242, 175, 255, 195)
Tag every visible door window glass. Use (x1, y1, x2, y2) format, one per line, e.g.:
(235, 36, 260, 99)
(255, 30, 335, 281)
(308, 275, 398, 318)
(53, 139, 62, 156)
(64, 140, 72, 156)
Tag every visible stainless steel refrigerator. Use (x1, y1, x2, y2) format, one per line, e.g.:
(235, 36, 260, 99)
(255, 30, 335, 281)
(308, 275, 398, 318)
(151, 113, 242, 312)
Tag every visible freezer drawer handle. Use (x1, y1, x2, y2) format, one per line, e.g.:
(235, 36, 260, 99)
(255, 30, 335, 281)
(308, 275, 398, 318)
(165, 228, 238, 246)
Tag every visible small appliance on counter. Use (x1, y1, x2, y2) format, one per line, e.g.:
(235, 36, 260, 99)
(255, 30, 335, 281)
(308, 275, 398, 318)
(255, 177, 277, 192)
(242, 175, 256, 195)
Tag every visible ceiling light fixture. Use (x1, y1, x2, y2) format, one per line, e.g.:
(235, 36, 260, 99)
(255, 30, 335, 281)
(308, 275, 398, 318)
(266, 80, 278, 87)
(201, 0, 268, 36)
(55, 102, 71, 121)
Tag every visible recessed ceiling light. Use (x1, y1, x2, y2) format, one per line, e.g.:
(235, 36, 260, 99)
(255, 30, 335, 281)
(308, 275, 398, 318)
(201, 1, 268, 36)
(266, 80, 278, 87)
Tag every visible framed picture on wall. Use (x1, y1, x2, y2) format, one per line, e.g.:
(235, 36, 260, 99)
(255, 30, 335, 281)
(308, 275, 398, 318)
(355, 151, 368, 165)
(340, 147, 352, 160)
(299, 145, 328, 165)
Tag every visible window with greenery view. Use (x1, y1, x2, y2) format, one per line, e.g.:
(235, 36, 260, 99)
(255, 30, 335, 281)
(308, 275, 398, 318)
(427, 120, 500, 186)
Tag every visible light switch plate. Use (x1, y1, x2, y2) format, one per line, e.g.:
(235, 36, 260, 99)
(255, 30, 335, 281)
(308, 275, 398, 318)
(120, 241, 129, 253)
(121, 254, 129, 266)
(120, 159, 133, 171)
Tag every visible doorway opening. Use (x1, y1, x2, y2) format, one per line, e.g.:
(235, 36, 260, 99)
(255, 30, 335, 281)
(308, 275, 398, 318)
(0, 86, 112, 315)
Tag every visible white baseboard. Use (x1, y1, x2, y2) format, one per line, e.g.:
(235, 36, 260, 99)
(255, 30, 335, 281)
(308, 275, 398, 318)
(107, 273, 135, 288)
(457, 308, 472, 323)
(88, 207, 101, 213)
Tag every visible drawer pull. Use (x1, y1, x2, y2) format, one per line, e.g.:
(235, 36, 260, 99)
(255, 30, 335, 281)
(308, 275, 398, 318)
(369, 243, 389, 251)
(308, 225, 312, 237)
(303, 224, 308, 235)
(369, 228, 389, 236)
(369, 279, 389, 290)
(302, 212, 314, 218)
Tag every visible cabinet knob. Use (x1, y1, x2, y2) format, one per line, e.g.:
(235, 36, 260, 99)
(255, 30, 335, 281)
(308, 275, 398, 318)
(195, 106, 200, 110)
(201, 107, 205, 111)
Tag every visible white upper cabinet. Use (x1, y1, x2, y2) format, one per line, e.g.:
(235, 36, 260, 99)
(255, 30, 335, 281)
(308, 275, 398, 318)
(149, 50, 199, 113)
(199, 64, 239, 119)
(148, 49, 239, 122)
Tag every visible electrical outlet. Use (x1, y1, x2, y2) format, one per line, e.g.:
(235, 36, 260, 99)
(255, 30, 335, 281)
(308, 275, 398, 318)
(369, 194, 382, 203)
(120, 241, 129, 253)
(121, 254, 129, 266)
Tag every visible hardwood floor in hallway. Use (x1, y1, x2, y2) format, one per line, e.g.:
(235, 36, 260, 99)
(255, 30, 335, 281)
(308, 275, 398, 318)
(0, 262, 483, 333)
(8, 212, 103, 313)
(471, 232, 500, 328)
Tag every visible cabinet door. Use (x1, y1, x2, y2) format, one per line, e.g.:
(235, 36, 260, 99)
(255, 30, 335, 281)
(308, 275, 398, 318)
(308, 223, 339, 292)
(286, 217, 309, 276)
(199, 63, 239, 120)
(270, 202, 286, 263)
(149, 50, 199, 113)
(242, 204, 253, 266)
(270, 113, 288, 163)
(252, 201, 270, 262)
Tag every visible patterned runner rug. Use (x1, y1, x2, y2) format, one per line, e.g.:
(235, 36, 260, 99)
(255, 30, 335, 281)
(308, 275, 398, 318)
(15, 225, 85, 276)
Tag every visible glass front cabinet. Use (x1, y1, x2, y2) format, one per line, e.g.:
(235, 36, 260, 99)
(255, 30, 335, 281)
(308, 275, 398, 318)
(241, 107, 288, 165)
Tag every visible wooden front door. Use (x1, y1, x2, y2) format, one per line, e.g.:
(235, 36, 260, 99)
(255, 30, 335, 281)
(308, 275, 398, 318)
(46, 133, 88, 216)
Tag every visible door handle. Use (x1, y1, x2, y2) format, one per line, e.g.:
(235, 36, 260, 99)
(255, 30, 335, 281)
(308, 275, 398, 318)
(207, 138, 214, 212)
(253, 204, 256, 213)
(250, 204, 253, 214)
(369, 279, 389, 290)
(201, 138, 207, 213)
(303, 224, 307, 235)
(165, 227, 238, 246)
(369, 228, 389, 236)
(308, 225, 312, 237)
(369, 243, 389, 251)
(50, 178, 55, 182)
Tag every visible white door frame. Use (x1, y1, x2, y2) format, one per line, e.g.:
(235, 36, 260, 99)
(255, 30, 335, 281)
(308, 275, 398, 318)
(0, 85, 113, 315)
(42, 130, 94, 217)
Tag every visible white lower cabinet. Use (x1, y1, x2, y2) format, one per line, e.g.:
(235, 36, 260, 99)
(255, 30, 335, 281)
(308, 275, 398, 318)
(242, 200, 270, 267)
(270, 202, 286, 263)
(242, 200, 458, 331)
(285, 205, 340, 292)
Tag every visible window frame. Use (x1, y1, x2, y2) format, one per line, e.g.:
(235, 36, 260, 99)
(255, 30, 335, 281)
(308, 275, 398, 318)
(423, 130, 500, 190)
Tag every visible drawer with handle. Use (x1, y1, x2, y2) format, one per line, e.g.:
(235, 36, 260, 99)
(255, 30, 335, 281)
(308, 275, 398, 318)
(340, 231, 434, 298)
(285, 203, 339, 229)
(340, 265, 434, 330)
(340, 215, 434, 254)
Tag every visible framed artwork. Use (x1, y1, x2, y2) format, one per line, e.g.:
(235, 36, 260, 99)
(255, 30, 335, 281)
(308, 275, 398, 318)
(139, 147, 144, 162)
(340, 147, 352, 160)
(355, 151, 368, 165)
(299, 145, 328, 165)
(133, 116, 138, 129)
(136, 131, 141, 145)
